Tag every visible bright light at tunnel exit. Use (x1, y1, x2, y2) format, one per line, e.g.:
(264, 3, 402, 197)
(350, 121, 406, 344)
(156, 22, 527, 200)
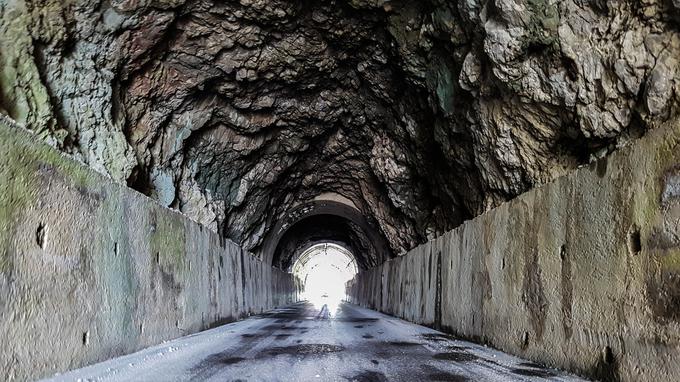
(292, 243, 358, 316)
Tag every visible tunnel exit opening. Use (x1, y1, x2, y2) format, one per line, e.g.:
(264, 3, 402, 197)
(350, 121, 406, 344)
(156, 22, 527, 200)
(291, 243, 358, 315)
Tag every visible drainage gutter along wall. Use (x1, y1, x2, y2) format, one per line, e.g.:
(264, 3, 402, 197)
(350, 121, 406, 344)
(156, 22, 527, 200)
(0, 118, 300, 382)
(347, 120, 680, 382)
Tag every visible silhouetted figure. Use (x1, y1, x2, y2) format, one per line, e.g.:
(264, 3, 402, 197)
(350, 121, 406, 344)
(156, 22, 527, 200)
(317, 304, 331, 320)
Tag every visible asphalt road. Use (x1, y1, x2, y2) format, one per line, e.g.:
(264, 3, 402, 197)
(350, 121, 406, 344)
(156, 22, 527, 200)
(45, 302, 587, 382)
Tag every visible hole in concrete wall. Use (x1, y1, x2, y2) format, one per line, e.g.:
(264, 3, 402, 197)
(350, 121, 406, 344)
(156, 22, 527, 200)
(140, 323, 144, 334)
(82, 331, 89, 346)
(627, 225, 642, 255)
(114, 242, 119, 257)
(188, 260, 192, 271)
(156, 252, 160, 264)
(594, 344, 620, 381)
(559, 245, 566, 261)
(36, 223, 47, 249)
(603, 346, 615, 365)
(521, 331, 530, 349)
(219, 255, 224, 268)
(501, 257, 506, 270)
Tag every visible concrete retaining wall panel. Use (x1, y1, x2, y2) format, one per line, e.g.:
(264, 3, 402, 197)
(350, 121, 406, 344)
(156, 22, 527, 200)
(0, 118, 300, 381)
(348, 120, 680, 382)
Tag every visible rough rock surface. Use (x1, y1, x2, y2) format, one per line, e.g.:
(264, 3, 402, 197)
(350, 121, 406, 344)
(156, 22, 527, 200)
(1, 0, 679, 261)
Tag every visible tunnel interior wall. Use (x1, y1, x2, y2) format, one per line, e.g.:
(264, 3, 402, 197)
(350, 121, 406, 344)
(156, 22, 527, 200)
(0, 117, 301, 382)
(347, 119, 680, 382)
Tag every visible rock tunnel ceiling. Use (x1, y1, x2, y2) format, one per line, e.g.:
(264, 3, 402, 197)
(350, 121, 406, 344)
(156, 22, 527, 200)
(2, 0, 680, 265)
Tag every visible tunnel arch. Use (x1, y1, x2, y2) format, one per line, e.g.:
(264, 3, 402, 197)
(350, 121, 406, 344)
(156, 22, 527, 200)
(291, 243, 358, 308)
(259, 200, 393, 271)
(291, 243, 358, 288)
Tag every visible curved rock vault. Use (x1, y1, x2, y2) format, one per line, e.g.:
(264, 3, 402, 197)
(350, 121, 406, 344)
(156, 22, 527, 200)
(2, 0, 679, 265)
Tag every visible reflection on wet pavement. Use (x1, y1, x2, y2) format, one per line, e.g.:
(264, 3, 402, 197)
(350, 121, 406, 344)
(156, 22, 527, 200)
(46, 302, 588, 382)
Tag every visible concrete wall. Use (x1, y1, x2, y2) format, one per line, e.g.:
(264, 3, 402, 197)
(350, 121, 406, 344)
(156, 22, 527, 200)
(348, 120, 680, 382)
(0, 117, 300, 381)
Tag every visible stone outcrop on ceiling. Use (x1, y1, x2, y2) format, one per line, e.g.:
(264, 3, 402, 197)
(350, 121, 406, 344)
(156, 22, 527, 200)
(1, 0, 679, 264)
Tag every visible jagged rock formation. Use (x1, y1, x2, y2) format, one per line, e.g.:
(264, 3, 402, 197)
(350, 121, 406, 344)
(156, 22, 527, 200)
(1, 0, 679, 264)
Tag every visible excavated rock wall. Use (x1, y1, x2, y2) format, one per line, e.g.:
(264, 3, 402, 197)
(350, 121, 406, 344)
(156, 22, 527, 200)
(0, 117, 300, 382)
(3, 0, 679, 261)
(347, 118, 680, 382)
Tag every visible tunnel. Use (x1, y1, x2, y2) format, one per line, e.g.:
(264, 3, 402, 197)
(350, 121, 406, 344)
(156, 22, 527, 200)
(291, 243, 358, 309)
(260, 199, 393, 271)
(260, 199, 388, 312)
(1, 0, 680, 381)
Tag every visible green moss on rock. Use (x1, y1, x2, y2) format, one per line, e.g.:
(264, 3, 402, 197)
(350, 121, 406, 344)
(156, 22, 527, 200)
(0, 117, 97, 273)
(524, 0, 560, 51)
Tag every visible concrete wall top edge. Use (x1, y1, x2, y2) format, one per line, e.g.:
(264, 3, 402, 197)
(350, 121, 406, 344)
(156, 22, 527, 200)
(0, 115, 261, 263)
(395, 120, 680, 261)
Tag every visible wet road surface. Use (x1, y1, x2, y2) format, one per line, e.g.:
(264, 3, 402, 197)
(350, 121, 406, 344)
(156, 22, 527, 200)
(45, 302, 587, 382)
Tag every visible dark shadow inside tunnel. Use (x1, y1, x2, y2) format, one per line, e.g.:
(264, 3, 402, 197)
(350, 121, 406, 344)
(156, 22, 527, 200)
(256, 200, 392, 315)
(259, 200, 393, 271)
